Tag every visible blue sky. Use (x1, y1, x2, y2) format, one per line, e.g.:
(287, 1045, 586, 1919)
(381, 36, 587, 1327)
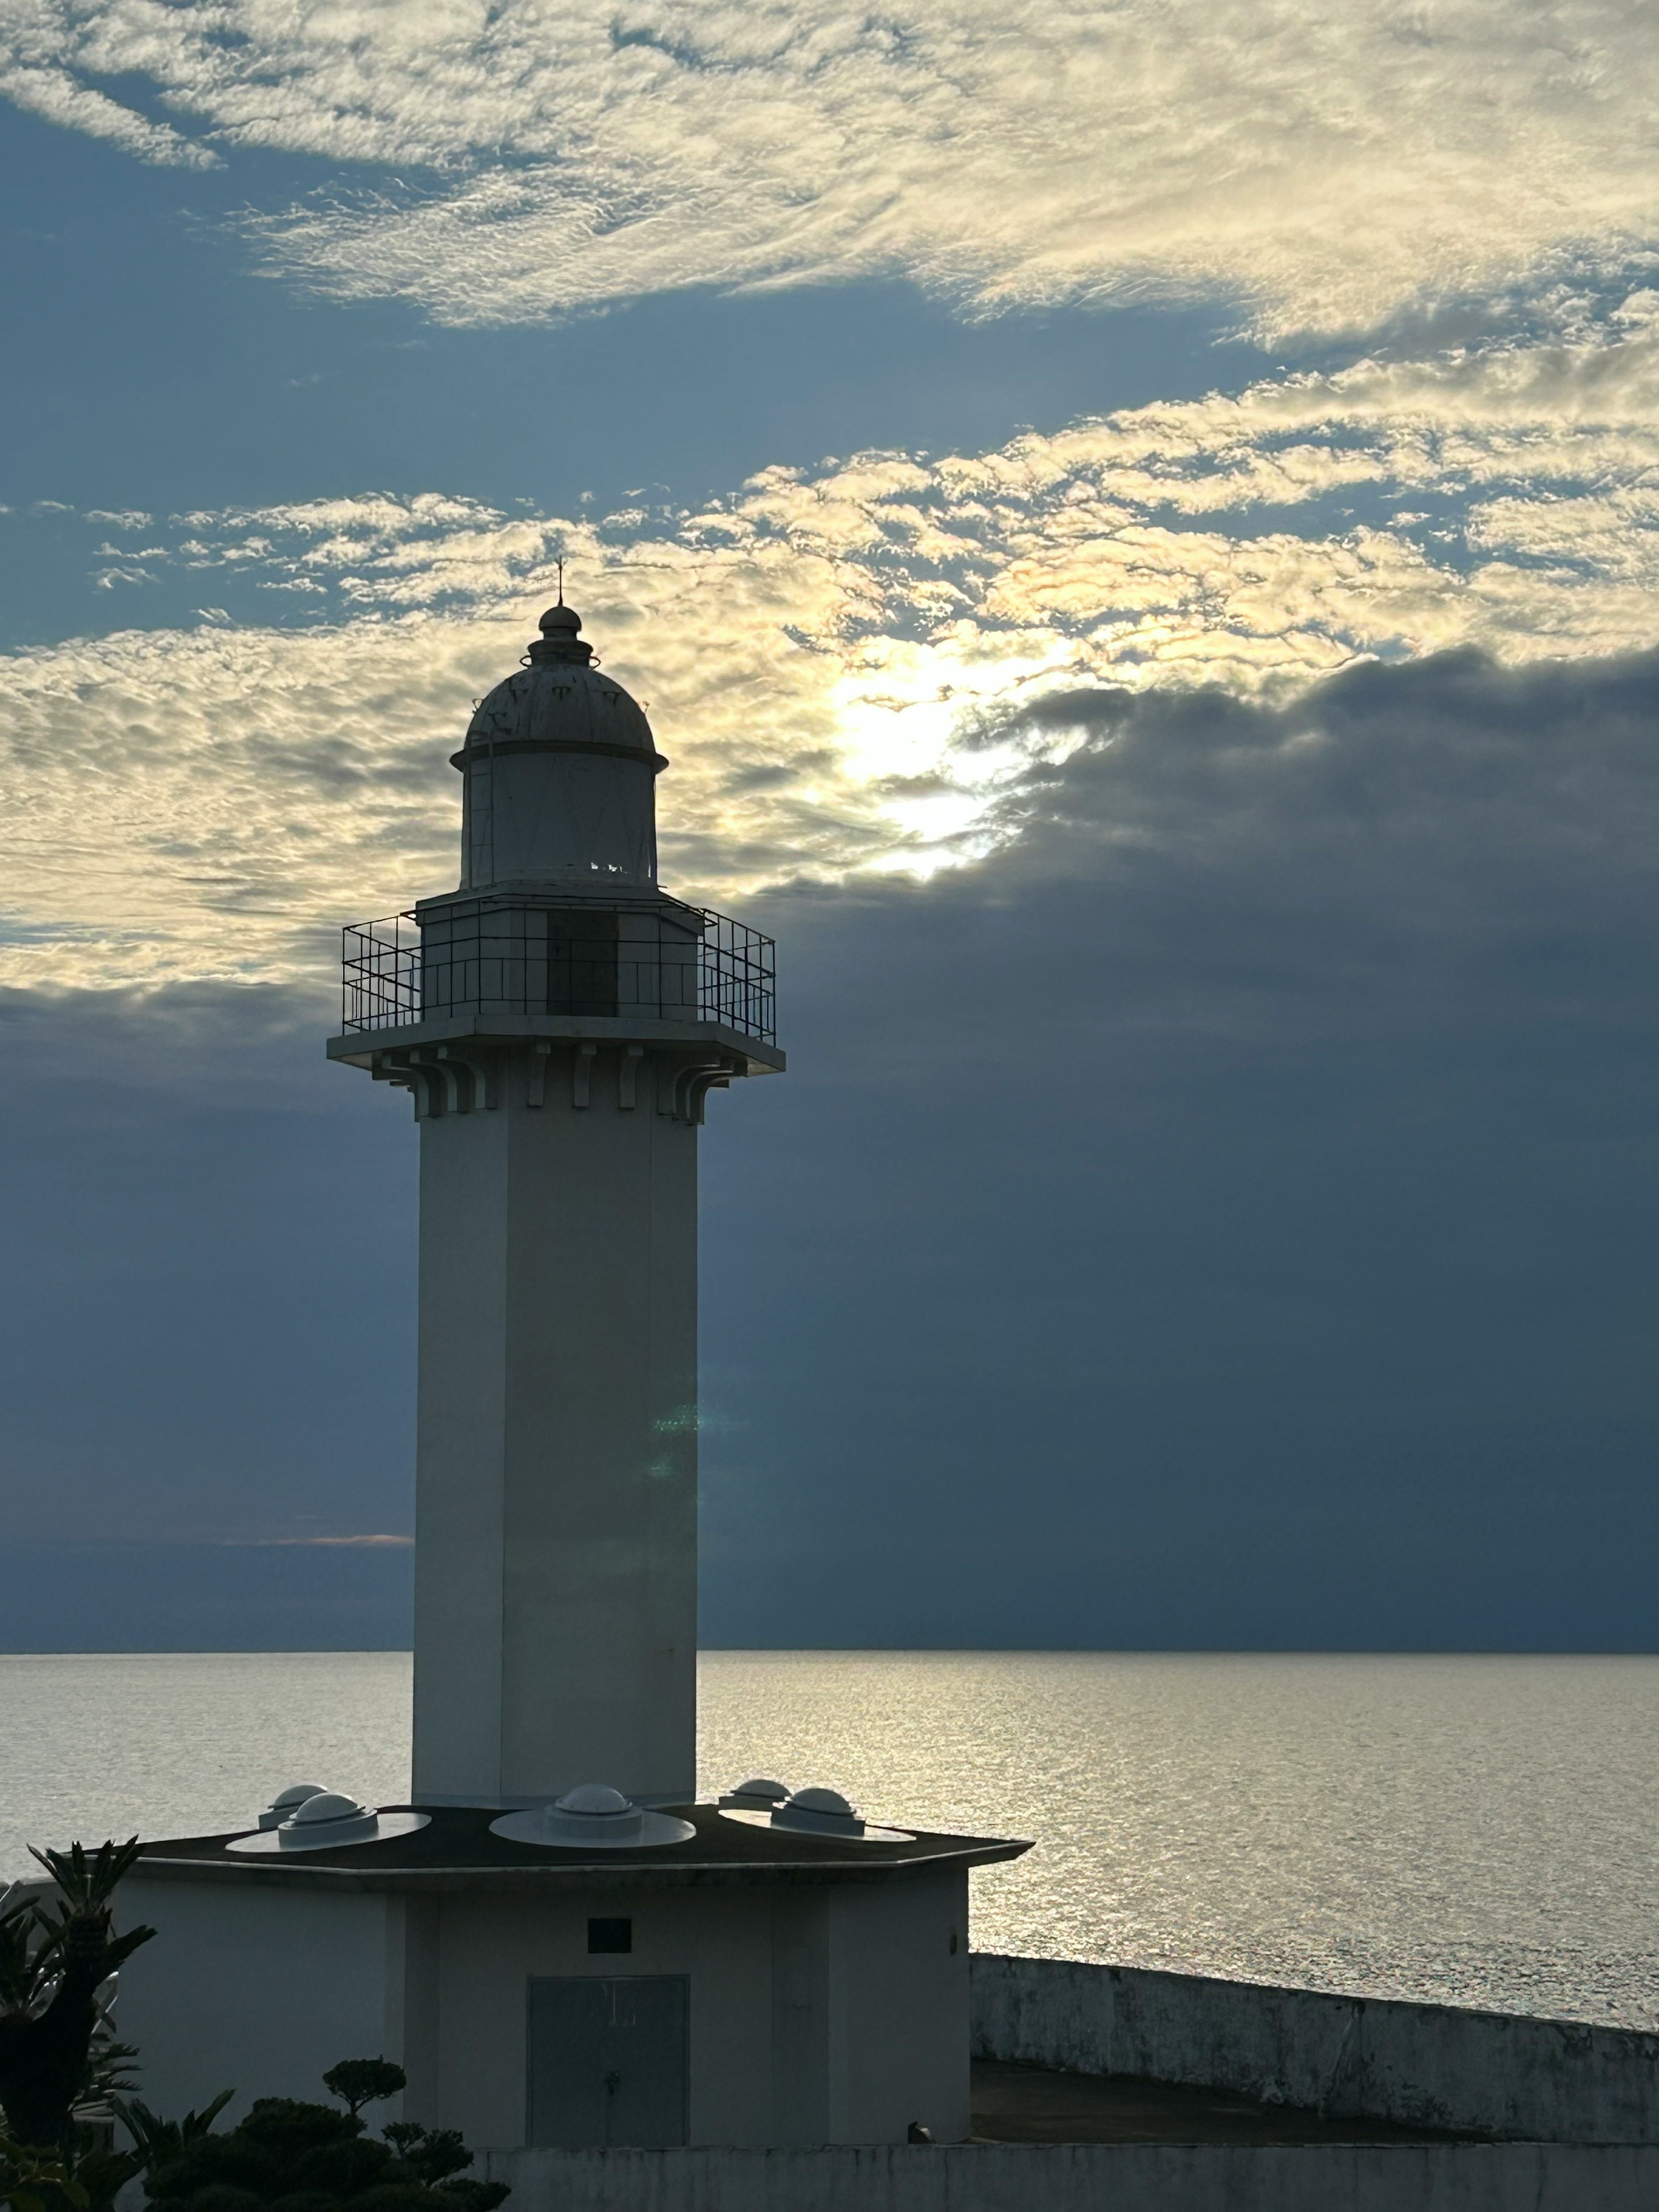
(3, 0, 1659, 1649)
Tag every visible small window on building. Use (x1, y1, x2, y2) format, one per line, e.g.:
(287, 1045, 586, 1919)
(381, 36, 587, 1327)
(588, 1916, 632, 1954)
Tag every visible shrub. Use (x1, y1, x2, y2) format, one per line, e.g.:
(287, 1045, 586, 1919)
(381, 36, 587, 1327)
(0, 1841, 154, 2155)
(2, 1838, 505, 2212)
(141, 2066, 506, 2212)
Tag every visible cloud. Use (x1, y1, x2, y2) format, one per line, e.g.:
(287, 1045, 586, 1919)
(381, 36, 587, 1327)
(733, 638, 1659, 1107)
(5, 315, 1659, 990)
(4, 641, 1656, 1645)
(969, 644, 1659, 1030)
(0, 976, 418, 1557)
(3, 0, 1658, 333)
(0, 615, 1653, 1681)
(0, 64, 216, 166)
(692, 640, 1659, 1642)
(222, 1533, 413, 1547)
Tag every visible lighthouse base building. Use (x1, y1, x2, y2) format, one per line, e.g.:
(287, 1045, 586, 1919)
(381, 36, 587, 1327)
(120, 1807, 1020, 2148)
(116, 601, 1025, 2149)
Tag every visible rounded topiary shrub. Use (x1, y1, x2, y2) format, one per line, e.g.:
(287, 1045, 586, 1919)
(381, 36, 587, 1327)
(142, 2069, 507, 2212)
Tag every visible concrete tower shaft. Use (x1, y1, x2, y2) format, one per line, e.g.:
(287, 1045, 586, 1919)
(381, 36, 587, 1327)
(412, 1040, 700, 1807)
(328, 602, 783, 1808)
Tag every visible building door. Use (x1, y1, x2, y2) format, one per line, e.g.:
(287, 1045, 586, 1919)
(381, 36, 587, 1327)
(545, 909, 620, 1017)
(526, 1976, 689, 2147)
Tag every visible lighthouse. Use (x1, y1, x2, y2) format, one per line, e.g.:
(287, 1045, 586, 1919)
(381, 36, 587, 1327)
(332, 597, 782, 1811)
(117, 600, 1024, 2155)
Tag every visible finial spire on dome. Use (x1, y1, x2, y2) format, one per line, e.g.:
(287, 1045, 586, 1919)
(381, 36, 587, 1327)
(530, 582, 591, 665)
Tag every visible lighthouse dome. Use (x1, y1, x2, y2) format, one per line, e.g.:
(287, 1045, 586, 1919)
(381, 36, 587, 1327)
(452, 602, 664, 892)
(458, 604, 663, 769)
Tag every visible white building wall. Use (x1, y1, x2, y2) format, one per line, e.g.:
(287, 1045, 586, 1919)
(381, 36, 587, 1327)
(831, 1870, 970, 2145)
(416, 1885, 766, 2147)
(118, 1877, 404, 2125)
(118, 1866, 969, 2149)
(416, 1871, 966, 2148)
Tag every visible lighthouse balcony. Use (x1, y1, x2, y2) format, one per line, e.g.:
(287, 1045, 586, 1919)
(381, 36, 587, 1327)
(327, 893, 781, 1076)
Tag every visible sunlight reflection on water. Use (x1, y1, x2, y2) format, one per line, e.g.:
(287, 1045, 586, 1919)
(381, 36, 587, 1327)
(702, 1651, 1659, 2028)
(3, 1649, 1656, 2028)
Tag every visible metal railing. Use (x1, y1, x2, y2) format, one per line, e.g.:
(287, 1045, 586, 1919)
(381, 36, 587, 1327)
(341, 911, 421, 1032)
(341, 900, 776, 1046)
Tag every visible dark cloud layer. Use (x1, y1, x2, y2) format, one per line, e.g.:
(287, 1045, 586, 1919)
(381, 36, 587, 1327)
(699, 646, 1659, 1648)
(0, 988, 416, 1552)
(973, 645, 1659, 1025)
(0, 1541, 413, 1652)
(3, 646, 1658, 1649)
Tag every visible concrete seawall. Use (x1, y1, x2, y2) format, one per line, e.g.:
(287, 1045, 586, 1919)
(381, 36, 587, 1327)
(486, 2142, 1659, 2210)
(481, 1958, 1659, 2207)
(970, 1951, 1659, 2143)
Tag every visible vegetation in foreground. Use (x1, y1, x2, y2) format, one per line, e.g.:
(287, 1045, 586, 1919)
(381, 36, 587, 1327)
(0, 1842, 506, 2212)
(133, 2058, 508, 2212)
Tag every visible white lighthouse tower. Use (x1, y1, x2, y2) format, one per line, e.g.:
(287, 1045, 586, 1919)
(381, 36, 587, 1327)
(118, 600, 1023, 2157)
(333, 597, 781, 1811)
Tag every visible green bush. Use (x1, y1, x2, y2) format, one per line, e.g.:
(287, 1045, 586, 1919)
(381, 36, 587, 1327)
(2, 1838, 506, 2212)
(0, 1840, 154, 2155)
(140, 2066, 506, 2212)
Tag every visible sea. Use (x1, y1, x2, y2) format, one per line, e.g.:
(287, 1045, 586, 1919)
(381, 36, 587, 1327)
(3, 1649, 1656, 2031)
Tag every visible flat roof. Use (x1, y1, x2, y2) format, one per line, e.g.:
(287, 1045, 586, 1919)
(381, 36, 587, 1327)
(132, 1802, 1030, 1894)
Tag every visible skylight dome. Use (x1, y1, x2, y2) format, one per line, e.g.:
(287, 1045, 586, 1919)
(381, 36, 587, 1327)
(489, 1784, 696, 1852)
(256, 1782, 328, 1831)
